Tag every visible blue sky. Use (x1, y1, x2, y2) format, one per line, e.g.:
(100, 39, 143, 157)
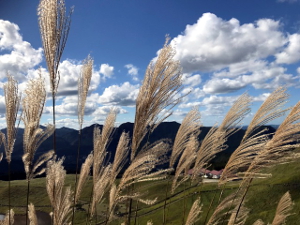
(0, 0, 300, 129)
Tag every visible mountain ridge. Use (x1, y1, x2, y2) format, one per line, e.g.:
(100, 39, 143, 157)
(0, 122, 277, 179)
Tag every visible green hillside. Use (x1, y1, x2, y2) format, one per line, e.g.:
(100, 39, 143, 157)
(0, 157, 299, 224)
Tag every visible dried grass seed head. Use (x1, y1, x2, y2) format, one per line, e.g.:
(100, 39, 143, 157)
(91, 164, 112, 217)
(78, 55, 93, 129)
(0, 209, 14, 225)
(38, 0, 73, 95)
(219, 129, 269, 184)
(46, 157, 72, 225)
(3, 74, 21, 163)
(111, 131, 130, 184)
(172, 134, 198, 193)
(28, 203, 38, 225)
(272, 191, 293, 225)
(24, 150, 55, 180)
(109, 141, 172, 220)
(22, 77, 46, 129)
(93, 110, 116, 183)
(220, 87, 290, 183)
(46, 157, 66, 205)
(243, 87, 289, 142)
(170, 107, 201, 168)
(206, 192, 242, 225)
(118, 140, 171, 193)
(75, 153, 93, 203)
(258, 101, 300, 162)
(185, 198, 202, 225)
(219, 93, 251, 133)
(227, 204, 249, 225)
(240, 94, 300, 181)
(22, 77, 54, 179)
(193, 94, 251, 182)
(253, 219, 265, 225)
(131, 36, 183, 160)
(192, 126, 226, 181)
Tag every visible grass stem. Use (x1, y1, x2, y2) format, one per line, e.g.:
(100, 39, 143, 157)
(72, 130, 82, 224)
(25, 179, 30, 225)
(52, 95, 57, 154)
(8, 162, 11, 225)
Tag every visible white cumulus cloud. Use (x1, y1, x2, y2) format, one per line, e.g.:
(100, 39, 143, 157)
(252, 93, 271, 102)
(182, 73, 201, 87)
(160, 13, 300, 95)
(92, 106, 127, 115)
(98, 82, 140, 106)
(201, 95, 238, 106)
(171, 13, 285, 73)
(203, 78, 246, 94)
(17, 59, 101, 97)
(202, 60, 298, 94)
(276, 34, 300, 64)
(100, 63, 114, 79)
(125, 64, 139, 81)
(0, 19, 43, 81)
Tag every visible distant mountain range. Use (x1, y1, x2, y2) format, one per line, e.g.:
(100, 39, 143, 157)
(0, 122, 277, 180)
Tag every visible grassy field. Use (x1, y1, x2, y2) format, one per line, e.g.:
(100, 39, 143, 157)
(0, 158, 299, 224)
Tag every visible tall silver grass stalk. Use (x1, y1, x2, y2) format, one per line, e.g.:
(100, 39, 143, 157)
(213, 87, 288, 224)
(131, 36, 183, 161)
(22, 76, 55, 225)
(73, 154, 93, 225)
(219, 87, 290, 224)
(272, 191, 293, 225)
(108, 141, 172, 224)
(46, 158, 72, 225)
(206, 192, 243, 225)
(74, 153, 93, 205)
(169, 107, 201, 169)
(185, 198, 202, 225)
(162, 107, 200, 224)
(38, 0, 73, 153)
(233, 99, 300, 223)
(85, 111, 116, 221)
(173, 134, 199, 225)
(3, 74, 21, 164)
(227, 204, 249, 225)
(93, 111, 116, 186)
(171, 133, 199, 193)
(128, 36, 183, 225)
(78, 55, 93, 131)
(72, 55, 93, 224)
(100, 131, 129, 224)
(198, 93, 251, 225)
(197, 93, 251, 183)
(253, 192, 293, 225)
(198, 94, 251, 223)
(110, 132, 130, 185)
(220, 88, 289, 184)
(1, 74, 21, 225)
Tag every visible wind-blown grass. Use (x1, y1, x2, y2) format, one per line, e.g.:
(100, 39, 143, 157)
(1, 0, 300, 225)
